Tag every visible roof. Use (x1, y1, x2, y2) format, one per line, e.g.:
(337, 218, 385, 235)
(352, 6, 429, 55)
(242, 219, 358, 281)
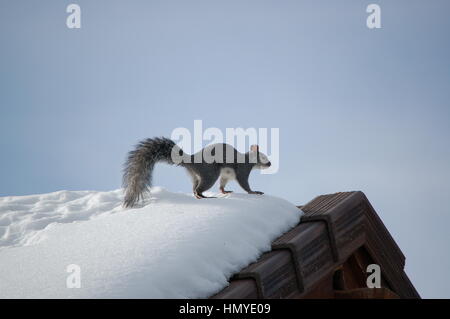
(211, 191, 420, 299)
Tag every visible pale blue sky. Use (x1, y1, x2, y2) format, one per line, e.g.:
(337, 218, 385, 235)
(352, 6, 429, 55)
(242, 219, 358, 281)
(1, 0, 449, 298)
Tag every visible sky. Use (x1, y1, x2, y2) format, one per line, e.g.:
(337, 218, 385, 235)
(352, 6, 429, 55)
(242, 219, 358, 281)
(1, 0, 449, 298)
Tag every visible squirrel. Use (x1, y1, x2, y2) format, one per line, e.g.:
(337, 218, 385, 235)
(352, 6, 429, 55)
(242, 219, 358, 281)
(122, 137, 272, 207)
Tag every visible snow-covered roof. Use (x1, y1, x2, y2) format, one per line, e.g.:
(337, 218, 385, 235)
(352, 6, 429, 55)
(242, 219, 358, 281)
(0, 187, 301, 298)
(0, 189, 419, 299)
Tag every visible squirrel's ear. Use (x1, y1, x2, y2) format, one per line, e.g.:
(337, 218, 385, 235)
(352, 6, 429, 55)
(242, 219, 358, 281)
(250, 145, 259, 152)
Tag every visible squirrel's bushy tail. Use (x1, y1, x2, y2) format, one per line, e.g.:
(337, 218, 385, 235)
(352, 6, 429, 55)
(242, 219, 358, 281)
(122, 137, 182, 208)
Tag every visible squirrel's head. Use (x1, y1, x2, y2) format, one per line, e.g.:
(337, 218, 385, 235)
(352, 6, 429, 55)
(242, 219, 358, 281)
(249, 145, 271, 169)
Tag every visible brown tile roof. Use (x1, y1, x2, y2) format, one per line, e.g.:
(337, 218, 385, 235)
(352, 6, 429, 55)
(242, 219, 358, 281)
(212, 191, 420, 299)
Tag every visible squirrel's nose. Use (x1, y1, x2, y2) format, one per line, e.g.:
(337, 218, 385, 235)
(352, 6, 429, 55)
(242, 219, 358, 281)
(267, 162, 271, 167)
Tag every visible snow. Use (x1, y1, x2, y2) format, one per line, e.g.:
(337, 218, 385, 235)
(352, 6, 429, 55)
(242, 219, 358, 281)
(0, 187, 302, 298)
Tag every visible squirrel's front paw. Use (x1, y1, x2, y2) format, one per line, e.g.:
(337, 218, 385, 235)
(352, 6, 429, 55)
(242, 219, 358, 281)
(249, 191, 264, 195)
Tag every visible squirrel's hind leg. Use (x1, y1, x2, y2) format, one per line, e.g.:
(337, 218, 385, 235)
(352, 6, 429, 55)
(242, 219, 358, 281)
(194, 191, 217, 199)
(186, 168, 204, 198)
(194, 170, 220, 199)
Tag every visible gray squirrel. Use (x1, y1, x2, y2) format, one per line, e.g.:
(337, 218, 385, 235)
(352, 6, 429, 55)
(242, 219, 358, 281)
(122, 137, 272, 207)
